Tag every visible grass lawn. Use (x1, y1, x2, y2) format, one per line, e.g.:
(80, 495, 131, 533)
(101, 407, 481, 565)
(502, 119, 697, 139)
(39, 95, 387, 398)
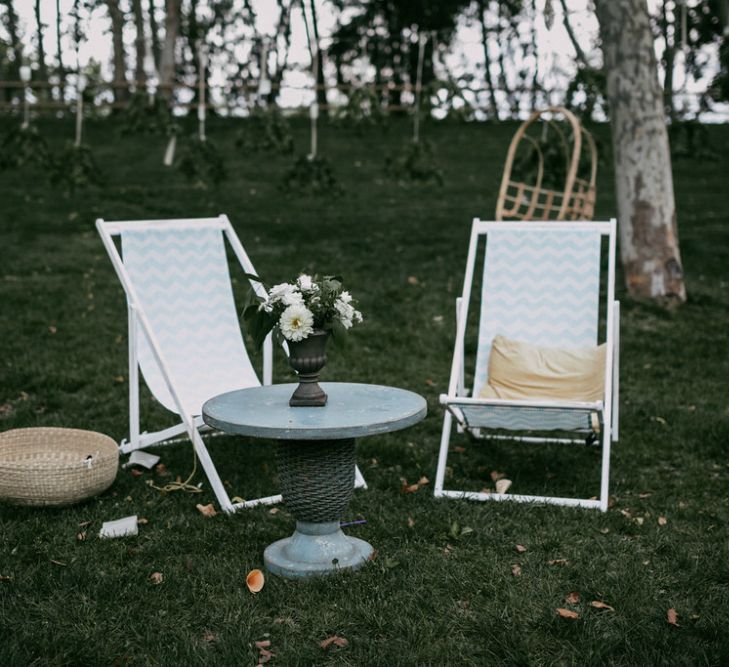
(1, 115, 728, 665)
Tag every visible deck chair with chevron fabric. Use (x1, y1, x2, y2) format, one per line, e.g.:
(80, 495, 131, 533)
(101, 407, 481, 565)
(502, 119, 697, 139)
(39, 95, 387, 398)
(434, 219, 619, 511)
(97, 215, 367, 513)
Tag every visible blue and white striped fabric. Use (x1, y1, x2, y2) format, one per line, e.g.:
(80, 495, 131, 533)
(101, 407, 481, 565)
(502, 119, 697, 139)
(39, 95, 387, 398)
(472, 228, 601, 397)
(121, 227, 259, 416)
(459, 405, 595, 432)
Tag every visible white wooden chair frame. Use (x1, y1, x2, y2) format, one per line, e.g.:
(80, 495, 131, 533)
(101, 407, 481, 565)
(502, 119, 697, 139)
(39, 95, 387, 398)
(97, 214, 367, 513)
(434, 219, 619, 512)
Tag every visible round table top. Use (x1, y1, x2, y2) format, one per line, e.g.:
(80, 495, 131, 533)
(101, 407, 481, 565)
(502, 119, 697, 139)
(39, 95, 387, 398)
(202, 382, 427, 441)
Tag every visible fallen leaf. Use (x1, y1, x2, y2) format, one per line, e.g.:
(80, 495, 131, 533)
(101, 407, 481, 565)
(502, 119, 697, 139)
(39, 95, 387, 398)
(155, 463, 169, 476)
(130, 469, 143, 478)
(453, 446, 466, 453)
(76, 531, 87, 541)
(548, 558, 569, 566)
(407, 276, 419, 285)
(49, 326, 57, 334)
(417, 476, 429, 486)
(490, 470, 506, 481)
(201, 630, 217, 644)
(634, 517, 645, 526)
(255, 640, 271, 649)
(556, 608, 579, 619)
(401, 478, 420, 494)
(49, 559, 66, 567)
(114, 375, 125, 383)
(565, 592, 581, 605)
(149, 572, 164, 585)
(0, 575, 12, 582)
(268, 507, 279, 515)
(511, 563, 522, 576)
(667, 608, 679, 626)
(320, 635, 349, 650)
(138, 517, 149, 525)
(653, 416, 667, 425)
(246, 569, 265, 594)
(495, 479, 512, 494)
(515, 544, 527, 553)
(658, 516, 667, 526)
(424, 378, 435, 387)
(590, 600, 615, 612)
(78, 520, 92, 528)
(620, 509, 632, 518)
(599, 527, 610, 534)
(196, 503, 218, 518)
(258, 648, 275, 663)
(407, 517, 415, 528)
(638, 492, 652, 499)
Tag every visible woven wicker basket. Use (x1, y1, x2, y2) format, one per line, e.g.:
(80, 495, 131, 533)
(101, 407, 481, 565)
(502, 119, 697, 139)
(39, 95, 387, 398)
(0, 427, 119, 506)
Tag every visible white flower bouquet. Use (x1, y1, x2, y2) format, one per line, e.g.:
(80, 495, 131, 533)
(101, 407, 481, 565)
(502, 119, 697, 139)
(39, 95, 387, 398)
(243, 274, 363, 348)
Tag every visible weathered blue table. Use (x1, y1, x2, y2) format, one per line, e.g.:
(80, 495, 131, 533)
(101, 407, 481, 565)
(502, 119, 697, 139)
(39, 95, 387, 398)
(202, 382, 426, 579)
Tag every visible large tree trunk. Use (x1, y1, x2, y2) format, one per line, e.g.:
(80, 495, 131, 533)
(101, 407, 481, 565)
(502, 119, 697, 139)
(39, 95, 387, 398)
(107, 0, 129, 103)
(660, 0, 676, 120)
(1, 0, 22, 102)
(596, 0, 686, 305)
(132, 0, 147, 88)
(33, 0, 49, 99)
(159, 0, 181, 104)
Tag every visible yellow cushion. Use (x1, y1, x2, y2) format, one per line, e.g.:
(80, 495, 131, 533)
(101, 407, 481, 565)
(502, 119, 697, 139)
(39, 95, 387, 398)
(479, 335, 606, 402)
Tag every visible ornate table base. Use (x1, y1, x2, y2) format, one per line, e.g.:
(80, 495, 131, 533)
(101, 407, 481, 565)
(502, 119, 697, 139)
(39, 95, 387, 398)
(266, 438, 372, 579)
(264, 521, 373, 579)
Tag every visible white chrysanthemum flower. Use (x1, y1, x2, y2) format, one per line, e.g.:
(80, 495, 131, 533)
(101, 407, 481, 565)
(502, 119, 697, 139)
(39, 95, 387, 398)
(279, 304, 314, 341)
(297, 274, 317, 292)
(334, 298, 355, 329)
(268, 282, 296, 303)
(339, 290, 352, 304)
(353, 309, 363, 323)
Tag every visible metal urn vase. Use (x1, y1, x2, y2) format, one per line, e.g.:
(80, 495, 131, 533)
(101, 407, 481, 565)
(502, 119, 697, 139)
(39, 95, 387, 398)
(287, 330, 329, 407)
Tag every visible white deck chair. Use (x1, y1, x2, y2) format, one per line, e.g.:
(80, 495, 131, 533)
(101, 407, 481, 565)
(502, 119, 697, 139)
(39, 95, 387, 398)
(96, 215, 367, 513)
(434, 219, 619, 511)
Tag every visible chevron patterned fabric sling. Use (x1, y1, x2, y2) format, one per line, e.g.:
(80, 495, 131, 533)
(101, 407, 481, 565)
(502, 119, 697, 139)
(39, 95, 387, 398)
(121, 227, 260, 416)
(469, 228, 602, 432)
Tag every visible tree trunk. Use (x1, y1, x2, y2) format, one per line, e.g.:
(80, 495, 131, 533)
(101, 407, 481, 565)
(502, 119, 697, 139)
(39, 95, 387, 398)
(107, 0, 129, 103)
(149, 0, 161, 74)
(596, 0, 686, 304)
(308, 0, 328, 114)
(269, 0, 292, 106)
(55, 0, 66, 102)
(159, 0, 181, 104)
(477, 0, 500, 120)
(132, 0, 147, 88)
(2, 0, 22, 102)
(34, 0, 49, 98)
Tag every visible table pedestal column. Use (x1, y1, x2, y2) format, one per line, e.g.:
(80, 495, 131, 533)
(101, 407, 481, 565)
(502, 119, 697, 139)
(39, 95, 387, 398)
(264, 438, 373, 579)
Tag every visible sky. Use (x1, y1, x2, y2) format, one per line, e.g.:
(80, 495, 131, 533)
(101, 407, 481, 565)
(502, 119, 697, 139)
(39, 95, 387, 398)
(8, 0, 725, 120)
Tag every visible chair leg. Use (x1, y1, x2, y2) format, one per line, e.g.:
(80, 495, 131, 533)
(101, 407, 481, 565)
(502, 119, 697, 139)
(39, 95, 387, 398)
(434, 411, 454, 497)
(598, 422, 612, 512)
(190, 428, 236, 513)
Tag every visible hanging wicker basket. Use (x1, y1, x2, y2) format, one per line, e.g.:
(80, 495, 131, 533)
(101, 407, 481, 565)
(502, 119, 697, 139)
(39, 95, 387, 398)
(496, 106, 597, 221)
(0, 428, 119, 507)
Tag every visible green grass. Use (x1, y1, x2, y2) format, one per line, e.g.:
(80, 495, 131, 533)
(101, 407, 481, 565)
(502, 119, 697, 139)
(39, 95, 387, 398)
(1, 115, 728, 665)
